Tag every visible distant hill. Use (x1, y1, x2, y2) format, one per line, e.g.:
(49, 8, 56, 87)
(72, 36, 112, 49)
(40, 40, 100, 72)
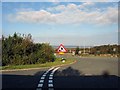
(52, 45, 93, 49)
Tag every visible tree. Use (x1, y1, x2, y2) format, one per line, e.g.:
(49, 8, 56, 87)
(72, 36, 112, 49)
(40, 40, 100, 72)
(75, 46, 80, 55)
(2, 33, 56, 66)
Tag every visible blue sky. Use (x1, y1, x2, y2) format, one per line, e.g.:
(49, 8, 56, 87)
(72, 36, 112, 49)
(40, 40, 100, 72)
(2, 2, 118, 46)
(0, 2, 2, 37)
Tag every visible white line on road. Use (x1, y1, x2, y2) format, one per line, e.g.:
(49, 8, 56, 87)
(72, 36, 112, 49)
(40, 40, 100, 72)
(39, 80, 44, 83)
(48, 84, 53, 87)
(48, 67, 60, 88)
(36, 67, 60, 90)
(49, 76, 53, 79)
(41, 76, 45, 79)
(36, 67, 55, 90)
(42, 74, 46, 77)
(50, 74, 53, 77)
(46, 67, 55, 73)
(51, 67, 60, 74)
(50, 73, 54, 75)
(38, 84, 43, 87)
(44, 72, 48, 75)
(48, 80, 53, 83)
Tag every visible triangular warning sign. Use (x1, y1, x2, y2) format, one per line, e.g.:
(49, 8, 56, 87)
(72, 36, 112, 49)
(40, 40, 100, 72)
(57, 44, 67, 53)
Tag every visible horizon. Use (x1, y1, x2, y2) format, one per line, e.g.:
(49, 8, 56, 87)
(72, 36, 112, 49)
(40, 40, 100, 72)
(1, 34, 119, 47)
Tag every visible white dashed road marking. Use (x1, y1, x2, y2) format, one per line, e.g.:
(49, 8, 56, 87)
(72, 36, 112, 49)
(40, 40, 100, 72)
(43, 74, 46, 77)
(48, 67, 60, 89)
(50, 74, 53, 77)
(48, 84, 53, 87)
(49, 80, 53, 83)
(41, 76, 45, 80)
(39, 80, 44, 83)
(36, 67, 55, 90)
(38, 84, 43, 87)
(49, 76, 53, 79)
(36, 67, 60, 90)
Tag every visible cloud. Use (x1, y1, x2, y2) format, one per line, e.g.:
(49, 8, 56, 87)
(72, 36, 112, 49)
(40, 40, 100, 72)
(8, 10, 57, 23)
(95, 7, 118, 25)
(7, 3, 118, 25)
(78, 2, 94, 8)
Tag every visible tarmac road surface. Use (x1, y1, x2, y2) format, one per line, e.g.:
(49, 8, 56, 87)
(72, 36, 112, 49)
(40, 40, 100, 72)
(2, 56, 119, 90)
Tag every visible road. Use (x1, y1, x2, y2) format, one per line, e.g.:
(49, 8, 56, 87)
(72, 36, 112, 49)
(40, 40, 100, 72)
(1, 56, 119, 90)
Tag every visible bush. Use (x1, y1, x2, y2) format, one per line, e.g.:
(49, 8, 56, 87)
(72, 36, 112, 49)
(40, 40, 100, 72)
(2, 33, 55, 66)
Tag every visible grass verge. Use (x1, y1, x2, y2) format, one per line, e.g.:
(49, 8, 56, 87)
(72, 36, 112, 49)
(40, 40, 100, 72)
(1, 58, 75, 70)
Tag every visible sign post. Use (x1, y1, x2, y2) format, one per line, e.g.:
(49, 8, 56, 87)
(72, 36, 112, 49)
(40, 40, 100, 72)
(56, 44, 67, 62)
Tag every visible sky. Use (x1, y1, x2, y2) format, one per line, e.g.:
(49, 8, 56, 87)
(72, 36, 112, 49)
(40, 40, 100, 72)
(0, 2, 2, 38)
(2, 1, 119, 46)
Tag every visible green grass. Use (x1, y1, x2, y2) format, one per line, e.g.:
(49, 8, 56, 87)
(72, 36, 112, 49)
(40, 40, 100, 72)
(1, 58, 75, 70)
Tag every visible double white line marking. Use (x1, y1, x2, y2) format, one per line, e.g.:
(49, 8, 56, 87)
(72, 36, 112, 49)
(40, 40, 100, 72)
(36, 67, 60, 90)
(48, 67, 60, 89)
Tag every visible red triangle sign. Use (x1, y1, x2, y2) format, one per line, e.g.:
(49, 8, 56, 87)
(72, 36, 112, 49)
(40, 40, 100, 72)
(57, 44, 67, 53)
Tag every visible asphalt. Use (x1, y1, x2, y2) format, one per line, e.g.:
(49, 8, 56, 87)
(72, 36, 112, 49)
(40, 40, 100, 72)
(1, 56, 119, 90)
(58, 56, 119, 76)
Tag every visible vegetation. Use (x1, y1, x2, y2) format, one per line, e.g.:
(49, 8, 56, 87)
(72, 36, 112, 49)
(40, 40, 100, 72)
(73, 45, 120, 56)
(0, 39, 1, 66)
(2, 33, 55, 66)
(54, 44, 119, 57)
(75, 46, 80, 55)
(2, 58, 74, 70)
(90, 45, 119, 55)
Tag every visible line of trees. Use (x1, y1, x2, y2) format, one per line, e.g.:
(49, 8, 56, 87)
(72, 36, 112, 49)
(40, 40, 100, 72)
(74, 44, 120, 56)
(90, 45, 119, 55)
(2, 33, 55, 66)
